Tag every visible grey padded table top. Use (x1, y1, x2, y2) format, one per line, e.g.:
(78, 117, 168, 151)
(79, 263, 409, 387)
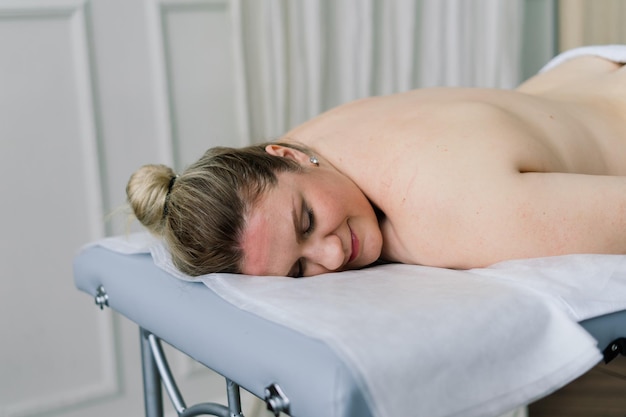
(74, 245, 626, 417)
(74, 245, 373, 417)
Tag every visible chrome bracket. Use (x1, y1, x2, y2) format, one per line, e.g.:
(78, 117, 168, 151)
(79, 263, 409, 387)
(94, 285, 109, 310)
(603, 337, 626, 363)
(264, 383, 290, 417)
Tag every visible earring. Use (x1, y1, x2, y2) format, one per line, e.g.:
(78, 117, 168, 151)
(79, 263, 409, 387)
(309, 156, 319, 167)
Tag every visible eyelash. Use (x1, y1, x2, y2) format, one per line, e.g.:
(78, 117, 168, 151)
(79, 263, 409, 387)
(294, 207, 315, 278)
(304, 207, 315, 235)
(295, 260, 304, 278)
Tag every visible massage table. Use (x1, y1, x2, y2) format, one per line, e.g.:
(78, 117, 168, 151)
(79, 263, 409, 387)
(73, 234, 626, 417)
(73, 45, 626, 417)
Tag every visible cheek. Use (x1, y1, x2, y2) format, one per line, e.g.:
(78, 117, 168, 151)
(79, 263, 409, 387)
(339, 181, 371, 213)
(322, 183, 353, 213)
(314, 173, 371, 218)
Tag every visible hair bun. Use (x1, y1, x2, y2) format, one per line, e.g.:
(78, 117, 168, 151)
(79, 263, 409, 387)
(126, 164, 176, 234)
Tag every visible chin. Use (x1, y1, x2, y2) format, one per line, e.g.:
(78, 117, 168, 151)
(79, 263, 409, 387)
(361, 246, 383, 268)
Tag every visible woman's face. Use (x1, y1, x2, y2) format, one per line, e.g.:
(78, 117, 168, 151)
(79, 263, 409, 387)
(240, 146, 383, 277)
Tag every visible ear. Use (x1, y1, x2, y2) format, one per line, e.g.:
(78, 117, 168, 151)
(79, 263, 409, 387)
(265, 144, 310, 164)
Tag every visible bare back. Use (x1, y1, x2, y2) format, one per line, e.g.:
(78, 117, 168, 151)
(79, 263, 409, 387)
(283, 57, 626, 268)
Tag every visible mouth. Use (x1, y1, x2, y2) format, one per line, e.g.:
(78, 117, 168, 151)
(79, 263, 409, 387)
(348, 227, 359, 264)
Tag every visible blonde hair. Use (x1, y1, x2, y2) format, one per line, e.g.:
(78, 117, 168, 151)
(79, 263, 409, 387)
(126, 143, 306, 276)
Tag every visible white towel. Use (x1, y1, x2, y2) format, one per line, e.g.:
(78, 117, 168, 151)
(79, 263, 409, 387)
(540, 44, 626, 72)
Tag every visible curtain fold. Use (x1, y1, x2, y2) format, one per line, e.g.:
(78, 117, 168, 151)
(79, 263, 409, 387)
(231, 0, 527, 143)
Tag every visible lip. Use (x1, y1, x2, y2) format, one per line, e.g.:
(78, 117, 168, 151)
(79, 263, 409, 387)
(348, 227, 359, 264)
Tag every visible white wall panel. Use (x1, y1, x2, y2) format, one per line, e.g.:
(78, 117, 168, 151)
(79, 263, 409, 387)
(0, 1, 118, 416)
(157, 0, 243, 170)
(0, 0, 260, 416)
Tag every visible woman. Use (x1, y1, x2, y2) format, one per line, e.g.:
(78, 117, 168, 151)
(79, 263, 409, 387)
(127, 47, 626, 277)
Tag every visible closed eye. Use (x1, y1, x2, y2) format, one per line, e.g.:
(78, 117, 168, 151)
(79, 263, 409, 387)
(304, 206, 315, 236)
(289, 258, 304, 278)
(288, 202, 314, 278)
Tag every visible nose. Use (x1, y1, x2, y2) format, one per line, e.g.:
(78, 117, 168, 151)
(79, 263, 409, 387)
(303, 234, 345, 273)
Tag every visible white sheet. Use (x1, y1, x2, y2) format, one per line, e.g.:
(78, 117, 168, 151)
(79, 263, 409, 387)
(201, 263, 601, 417)
(470, 254, 626, 322)
(91, 233, 626, 417)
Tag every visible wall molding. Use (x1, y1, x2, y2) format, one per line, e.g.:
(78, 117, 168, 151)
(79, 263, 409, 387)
(0, 0, 85, 16)
(147, 0, 243, 170)
(3, 314, 118, 417)
(145, 0, 229, 168)
(0, 1, 119, 415)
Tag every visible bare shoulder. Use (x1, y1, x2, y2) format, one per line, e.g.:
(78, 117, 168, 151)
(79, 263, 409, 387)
(288, 90, 568, 183)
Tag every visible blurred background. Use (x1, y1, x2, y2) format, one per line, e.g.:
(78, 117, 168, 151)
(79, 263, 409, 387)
(1, 1, 625, 416)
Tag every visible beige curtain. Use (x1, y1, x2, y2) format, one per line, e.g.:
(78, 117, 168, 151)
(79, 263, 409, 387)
(231, 0, 527, 143)
(559, 0, 626, 51)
